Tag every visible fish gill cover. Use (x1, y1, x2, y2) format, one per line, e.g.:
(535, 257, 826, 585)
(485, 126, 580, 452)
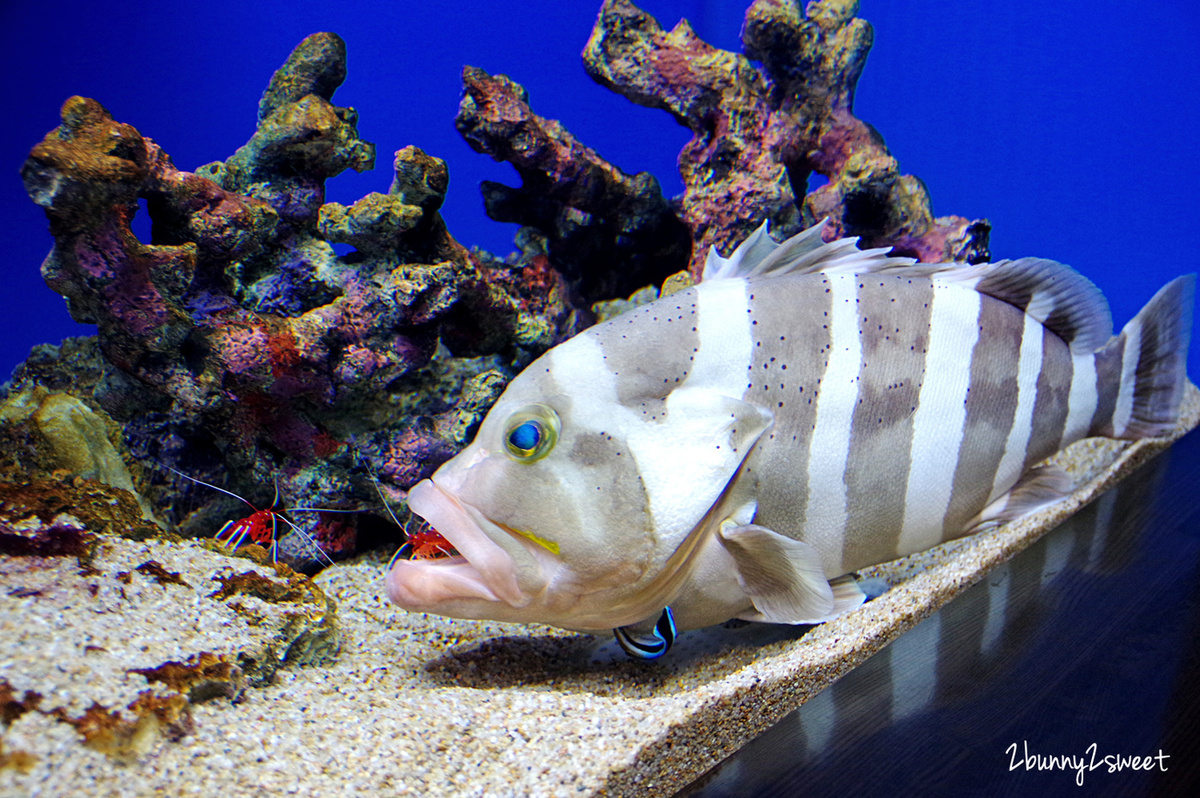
(5, 0, 991, 567)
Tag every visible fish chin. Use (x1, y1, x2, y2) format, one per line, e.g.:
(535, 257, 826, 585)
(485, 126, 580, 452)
(386, 479, 525, 611)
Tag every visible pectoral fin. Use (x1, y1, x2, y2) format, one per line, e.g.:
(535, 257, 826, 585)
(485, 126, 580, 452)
(613, 606, 677, 660)
(720, 524, 866, 625)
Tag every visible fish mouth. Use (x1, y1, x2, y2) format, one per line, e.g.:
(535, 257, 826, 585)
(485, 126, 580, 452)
(386, 479, 525, 610)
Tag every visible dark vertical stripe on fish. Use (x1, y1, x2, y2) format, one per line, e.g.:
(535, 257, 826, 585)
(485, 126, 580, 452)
(842, 276, 931, 571)
(1090, 335, 1124, 437)
(745, 275, 836, 543)
(943, 296, 1024, 538)
(1023, 327, 1073, 471)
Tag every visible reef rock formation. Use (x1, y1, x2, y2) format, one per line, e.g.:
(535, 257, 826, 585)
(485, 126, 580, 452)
(16, 4, 994, 568)
(467, 0, 989, 277)
(18, 34, 581, 564)
(586, 0, 990, 269)
(456, 66, 693, 303)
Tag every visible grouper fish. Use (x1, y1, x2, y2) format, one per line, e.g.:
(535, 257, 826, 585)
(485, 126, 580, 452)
(386, 220, 1194, 658)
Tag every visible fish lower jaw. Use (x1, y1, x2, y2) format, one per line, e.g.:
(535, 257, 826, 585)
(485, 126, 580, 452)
(405, 478, 525, 604)
(386, 557, 507, 608)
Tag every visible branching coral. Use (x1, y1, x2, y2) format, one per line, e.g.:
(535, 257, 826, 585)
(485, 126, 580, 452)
(468, 0, 989, 276)
(585, 0, 990, 269)
(455, 66, 692, 302)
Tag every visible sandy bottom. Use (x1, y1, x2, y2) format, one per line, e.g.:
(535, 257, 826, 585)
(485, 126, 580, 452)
(2, 385, 1197, 798)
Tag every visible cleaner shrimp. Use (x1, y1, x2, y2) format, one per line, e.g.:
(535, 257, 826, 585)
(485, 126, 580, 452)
(391, 516, 459, 563)
(365, 467, 459, 569)
(162, 465, 348, 567)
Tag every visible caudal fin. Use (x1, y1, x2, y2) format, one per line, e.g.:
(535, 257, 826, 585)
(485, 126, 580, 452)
(1098, 275, 1194, 439)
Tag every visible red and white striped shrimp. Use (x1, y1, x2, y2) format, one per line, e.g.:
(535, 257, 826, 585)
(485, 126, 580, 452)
(162, 465, 343, 567)
(367, 469, 458, 569)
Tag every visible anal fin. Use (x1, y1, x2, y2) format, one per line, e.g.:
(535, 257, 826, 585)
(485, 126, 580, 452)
(971, 465, 1074, 531)
(828, 574, 869, 616)
(720, 524, 865, 625)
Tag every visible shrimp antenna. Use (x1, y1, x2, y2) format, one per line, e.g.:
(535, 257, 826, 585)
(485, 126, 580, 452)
(359, 454, 409, 569)
(289, 506, 362, 514)
(387, 542, 413, 570)
(366, 466, 405, 529)
(272, 513, 335, 567)
(160, 463, 256, 511)
(165, 462, 357, 513)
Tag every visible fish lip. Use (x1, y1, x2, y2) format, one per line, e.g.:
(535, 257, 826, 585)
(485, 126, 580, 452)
(389, 478, 524, 607)
(386, 557, 503, 606)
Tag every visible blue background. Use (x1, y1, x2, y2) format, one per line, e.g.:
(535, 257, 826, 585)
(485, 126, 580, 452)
(2, 1, 1198, 377)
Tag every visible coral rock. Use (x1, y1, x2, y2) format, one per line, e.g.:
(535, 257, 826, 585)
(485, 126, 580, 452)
(456, 66, 691, 302)
(318, 192, 424, 253)
(207, 32, 375, 232)
(391, 145, 450, 214)
(19, 34, 588, 566)
(583, 0, 990, 271)
(258, 31, 349, 123)
(0, 476, 166, 547)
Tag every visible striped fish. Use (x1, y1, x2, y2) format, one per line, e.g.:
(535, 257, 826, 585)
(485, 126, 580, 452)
(386, 220, 1194, 658)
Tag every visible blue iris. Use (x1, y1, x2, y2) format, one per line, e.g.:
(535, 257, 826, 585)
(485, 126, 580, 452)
(509, 420, 542, 452)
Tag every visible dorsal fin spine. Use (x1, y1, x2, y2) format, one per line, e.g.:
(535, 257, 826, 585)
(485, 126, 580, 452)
(702, 219, 918, 282)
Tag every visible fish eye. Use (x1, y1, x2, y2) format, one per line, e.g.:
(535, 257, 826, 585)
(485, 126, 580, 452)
(509, 421, 541, 452)
(503, 405, 560, 462)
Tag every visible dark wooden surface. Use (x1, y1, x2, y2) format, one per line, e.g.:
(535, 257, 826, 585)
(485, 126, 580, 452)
(678, 428, 1200, 797)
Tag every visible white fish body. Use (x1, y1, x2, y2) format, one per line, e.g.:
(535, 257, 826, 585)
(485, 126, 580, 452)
(387, 221, 1194, 657)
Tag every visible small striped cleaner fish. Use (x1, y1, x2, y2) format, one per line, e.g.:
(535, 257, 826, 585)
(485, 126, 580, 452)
(386, 220, 1194, 659)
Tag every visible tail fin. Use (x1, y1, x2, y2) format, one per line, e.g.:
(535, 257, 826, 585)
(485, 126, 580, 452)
(1098, 275, 1194, 439)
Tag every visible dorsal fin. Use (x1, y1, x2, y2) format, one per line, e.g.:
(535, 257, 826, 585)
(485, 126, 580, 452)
(702, 221, 785, 280)
(702, 219, 918, 281)
(934, 258, 1113, 353)
(704, 220, 1113, 355)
